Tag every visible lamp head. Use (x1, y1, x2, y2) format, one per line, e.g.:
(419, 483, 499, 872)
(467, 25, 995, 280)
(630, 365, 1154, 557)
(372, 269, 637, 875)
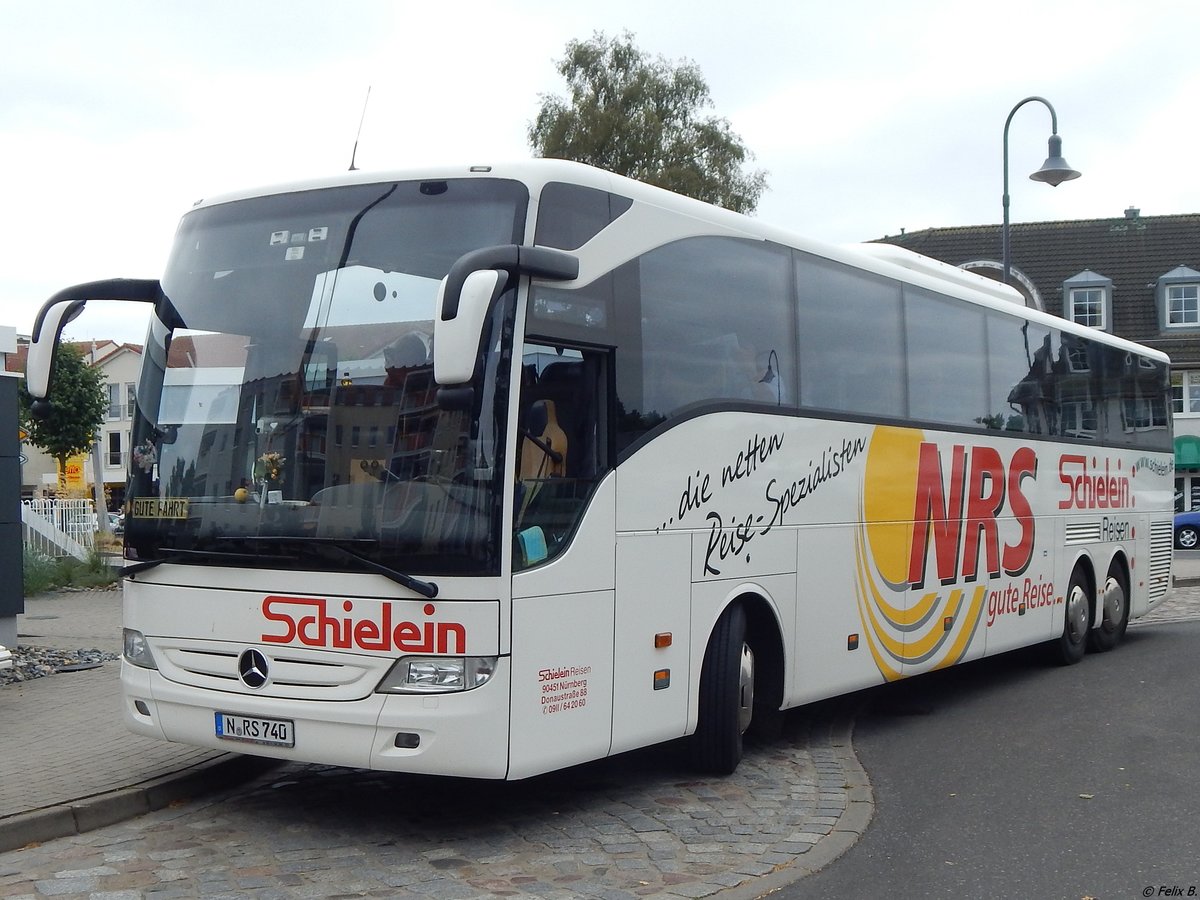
(1029, 134, 1081, 187)
(759, 350, 778, 384)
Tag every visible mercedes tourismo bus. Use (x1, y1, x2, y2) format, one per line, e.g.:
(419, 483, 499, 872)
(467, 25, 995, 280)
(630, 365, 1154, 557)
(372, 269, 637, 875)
(25, 160, 1174, 779)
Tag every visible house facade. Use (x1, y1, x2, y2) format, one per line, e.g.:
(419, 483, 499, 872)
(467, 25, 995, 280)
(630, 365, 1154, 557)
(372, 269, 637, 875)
(82, 340, 143, 510)
(877, 208, 1200, 510)
(4, 336, 142, 508)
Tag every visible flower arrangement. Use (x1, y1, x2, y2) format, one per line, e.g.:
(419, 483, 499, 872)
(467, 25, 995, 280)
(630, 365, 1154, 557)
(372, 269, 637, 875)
(132, 439, 157, 474)
(254, 451, 286, 483)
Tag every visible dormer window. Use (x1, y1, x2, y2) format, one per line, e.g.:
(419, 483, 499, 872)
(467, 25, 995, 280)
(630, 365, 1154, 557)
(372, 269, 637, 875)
(1157, 265, 1200, 331)
(1167, 284, 1200, 326)
(1069, 287, 1105, 327)
(1062, 270, 1111, 331)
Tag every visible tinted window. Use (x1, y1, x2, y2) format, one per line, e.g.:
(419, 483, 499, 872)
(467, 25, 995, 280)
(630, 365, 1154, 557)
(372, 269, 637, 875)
(796, 253, 904, 417)
(1097, 345, 1170, 448)
(637, 237, 794, 420)
(1053, 333, 1101, 440)
(529, 229, 1171, 456)
(534, 182, 632, 251)
(905, 287, 987, 427)
(986, 315, 1052, 435)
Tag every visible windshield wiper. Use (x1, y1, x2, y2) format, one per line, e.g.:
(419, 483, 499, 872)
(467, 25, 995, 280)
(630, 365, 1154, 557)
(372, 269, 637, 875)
(217, 536, 439, 599)
(121, 546, 287, 578)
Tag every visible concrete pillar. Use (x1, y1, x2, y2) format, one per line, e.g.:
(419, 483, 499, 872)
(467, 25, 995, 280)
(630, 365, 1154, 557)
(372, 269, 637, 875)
(0, 371, 22, 648)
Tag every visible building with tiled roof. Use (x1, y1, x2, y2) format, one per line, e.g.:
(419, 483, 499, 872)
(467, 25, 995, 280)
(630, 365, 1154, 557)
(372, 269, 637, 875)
(877, 208, 1200, 507)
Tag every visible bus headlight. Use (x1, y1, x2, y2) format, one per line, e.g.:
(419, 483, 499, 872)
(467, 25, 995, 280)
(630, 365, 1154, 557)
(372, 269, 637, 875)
(377, 656, 497, 693)
(123, 629, 158, 670)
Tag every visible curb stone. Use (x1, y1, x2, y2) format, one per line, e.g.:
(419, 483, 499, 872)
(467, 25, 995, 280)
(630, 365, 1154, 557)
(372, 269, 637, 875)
(713, 711, 873, 899)
(0, 755, 279, 854)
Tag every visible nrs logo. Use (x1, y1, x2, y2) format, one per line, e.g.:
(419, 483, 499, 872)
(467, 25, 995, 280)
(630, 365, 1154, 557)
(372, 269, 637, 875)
(855, 427, 1040, 681)
(907, 441, 1038, 587)
(862, 428, 1038, 591)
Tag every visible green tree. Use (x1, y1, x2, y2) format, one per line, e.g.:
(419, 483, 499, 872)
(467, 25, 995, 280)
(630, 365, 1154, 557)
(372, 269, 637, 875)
(18, 344, 106, 486)
(529, 31, 767, 214)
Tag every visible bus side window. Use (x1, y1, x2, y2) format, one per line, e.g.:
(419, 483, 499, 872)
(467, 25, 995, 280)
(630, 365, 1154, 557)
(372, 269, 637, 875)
(514, 344, 608, 569)
(796, 253, 904, 418)
(638, 237, 794, 418)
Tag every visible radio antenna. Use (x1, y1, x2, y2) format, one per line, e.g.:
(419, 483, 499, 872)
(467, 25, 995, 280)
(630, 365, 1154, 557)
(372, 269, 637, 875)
(348, 86, 372, 171)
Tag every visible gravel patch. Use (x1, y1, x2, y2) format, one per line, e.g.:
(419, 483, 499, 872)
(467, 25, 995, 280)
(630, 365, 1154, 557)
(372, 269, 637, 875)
(0, 646, 120, 686)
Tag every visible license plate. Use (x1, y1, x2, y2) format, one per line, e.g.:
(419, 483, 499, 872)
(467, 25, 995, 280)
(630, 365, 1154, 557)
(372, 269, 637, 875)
(214, 712, 294, 747)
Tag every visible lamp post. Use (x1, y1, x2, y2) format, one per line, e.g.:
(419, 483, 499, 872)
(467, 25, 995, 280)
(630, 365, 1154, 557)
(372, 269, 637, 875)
(1002, 96, 1081, 285)
(758, 349, 781, 405)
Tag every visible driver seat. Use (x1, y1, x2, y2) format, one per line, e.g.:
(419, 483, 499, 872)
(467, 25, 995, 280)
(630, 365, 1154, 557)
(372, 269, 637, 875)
(520, 399, 568, 480)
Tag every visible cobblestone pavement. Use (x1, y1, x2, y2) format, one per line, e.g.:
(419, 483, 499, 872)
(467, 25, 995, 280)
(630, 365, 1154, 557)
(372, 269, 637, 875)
(1, 589, 230, 839)
(1134, 580, 1200, 626)
(0, 708, 869, 900)
(1, 579, 1195, 899)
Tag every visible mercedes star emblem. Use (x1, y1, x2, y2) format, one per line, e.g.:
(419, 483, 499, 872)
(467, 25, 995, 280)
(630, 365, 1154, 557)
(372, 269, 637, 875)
(238, 648, 270, 689)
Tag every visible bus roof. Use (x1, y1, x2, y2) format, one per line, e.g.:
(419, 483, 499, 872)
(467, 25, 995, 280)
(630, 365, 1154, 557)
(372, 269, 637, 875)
(189, 159, 1169, 366)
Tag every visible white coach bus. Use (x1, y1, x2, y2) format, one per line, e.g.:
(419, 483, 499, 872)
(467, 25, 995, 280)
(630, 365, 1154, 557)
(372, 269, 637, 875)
(25, 160, 1174, 779)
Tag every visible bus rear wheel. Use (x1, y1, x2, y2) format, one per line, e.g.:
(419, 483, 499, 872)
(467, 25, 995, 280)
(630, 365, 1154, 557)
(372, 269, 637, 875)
(692, 603, 754, 775)
(1087, 563, 1129, 652)
(1053, 568, 1090, 666)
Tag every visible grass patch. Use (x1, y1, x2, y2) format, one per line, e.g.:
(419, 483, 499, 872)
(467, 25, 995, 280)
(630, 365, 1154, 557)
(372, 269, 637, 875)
(22, 547, 119, 596)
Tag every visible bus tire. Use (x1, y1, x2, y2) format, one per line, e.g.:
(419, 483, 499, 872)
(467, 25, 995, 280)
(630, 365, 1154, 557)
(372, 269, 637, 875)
(1053, 568, 1090, 666)
(1087, 562, 1129, 653)
(692, 603, 754, 775)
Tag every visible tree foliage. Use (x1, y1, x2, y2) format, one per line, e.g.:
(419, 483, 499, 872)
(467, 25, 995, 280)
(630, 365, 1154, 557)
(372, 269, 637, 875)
(18, 343, 106, 474)
(529, 31, 767, 214)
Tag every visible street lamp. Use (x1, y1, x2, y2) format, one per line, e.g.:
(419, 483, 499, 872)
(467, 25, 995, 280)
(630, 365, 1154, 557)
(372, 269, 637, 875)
(758, 349, 782, 405)
(1002, 96, 1081, 285)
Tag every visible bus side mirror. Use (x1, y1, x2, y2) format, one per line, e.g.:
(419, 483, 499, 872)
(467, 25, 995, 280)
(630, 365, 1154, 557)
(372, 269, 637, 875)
(432, 244, 579, 389)
(26, 299, 87, 412)
(434, 270, 507, 386)
(26, 278, 162, 414)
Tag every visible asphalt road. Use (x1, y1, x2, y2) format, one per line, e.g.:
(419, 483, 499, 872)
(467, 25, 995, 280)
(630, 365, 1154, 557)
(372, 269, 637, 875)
(772, 620, 1200, 900)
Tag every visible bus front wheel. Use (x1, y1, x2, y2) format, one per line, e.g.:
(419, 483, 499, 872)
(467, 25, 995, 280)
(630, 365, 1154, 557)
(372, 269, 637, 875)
(692, 603, 755, 775)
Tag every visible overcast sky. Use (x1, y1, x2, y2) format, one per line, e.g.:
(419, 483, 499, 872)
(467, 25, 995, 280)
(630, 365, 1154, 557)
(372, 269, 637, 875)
(3, 0, 1197, 345)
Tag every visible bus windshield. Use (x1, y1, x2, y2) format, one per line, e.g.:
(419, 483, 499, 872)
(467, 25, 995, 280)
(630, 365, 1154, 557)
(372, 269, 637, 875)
(124, 178, 527, 577)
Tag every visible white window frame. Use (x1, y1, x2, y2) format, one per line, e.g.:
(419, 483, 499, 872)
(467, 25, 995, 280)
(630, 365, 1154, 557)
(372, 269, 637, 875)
(1167, 284, 1200, 327)
(1171, 370, 1200, 416)
(106, 382, 121, 420)
(1068, 287, 1105, 329)
(106, 431, 124, 468)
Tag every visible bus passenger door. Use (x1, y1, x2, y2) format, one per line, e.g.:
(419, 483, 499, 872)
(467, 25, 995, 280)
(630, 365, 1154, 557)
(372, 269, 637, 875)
(508, 344, 616, 779)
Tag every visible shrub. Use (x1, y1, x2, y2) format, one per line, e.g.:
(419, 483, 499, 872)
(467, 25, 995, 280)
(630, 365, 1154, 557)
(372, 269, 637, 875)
(21, 547, 118, 596)
(22, 548, 60, 596)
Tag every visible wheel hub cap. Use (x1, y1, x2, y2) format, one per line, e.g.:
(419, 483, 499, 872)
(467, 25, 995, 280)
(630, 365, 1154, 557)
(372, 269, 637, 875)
(738, 643, 755, 734)
(1101, 577, 1125, 631)
(1067, 586, 1089, 641)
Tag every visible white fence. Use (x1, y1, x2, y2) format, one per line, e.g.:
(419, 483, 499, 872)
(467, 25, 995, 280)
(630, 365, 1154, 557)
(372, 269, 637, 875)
(21, 498, 96, 561)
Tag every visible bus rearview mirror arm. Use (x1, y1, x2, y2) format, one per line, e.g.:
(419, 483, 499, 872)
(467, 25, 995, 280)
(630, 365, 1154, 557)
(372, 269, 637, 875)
(26, 278, 162, 417)
(433, 244, 579, 393)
